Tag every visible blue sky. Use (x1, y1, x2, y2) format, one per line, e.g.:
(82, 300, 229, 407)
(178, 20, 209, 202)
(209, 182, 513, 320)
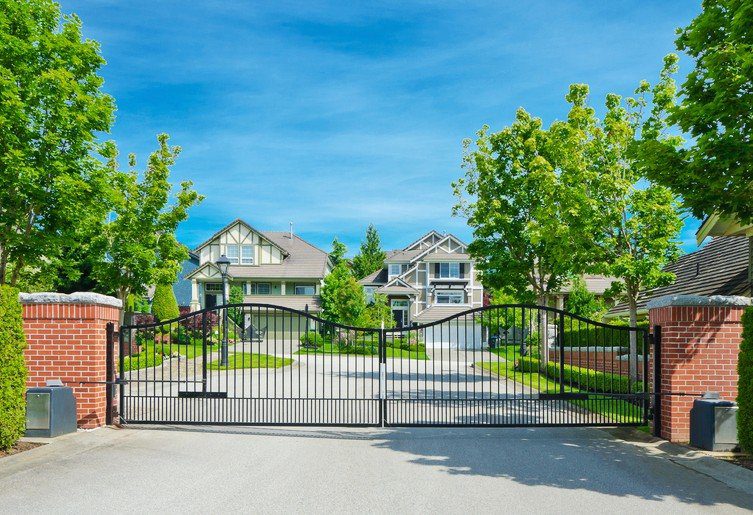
(66, 0, 703, 255)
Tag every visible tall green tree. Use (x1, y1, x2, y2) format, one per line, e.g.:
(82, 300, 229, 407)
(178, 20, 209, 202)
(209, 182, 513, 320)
(641, 1, 753, 223)
(452, 110, 587, 307)
(351, 224, 386, 279)
(320, 262, 366, 326)
(329, 237, 348, 268)
(93, 134, 203, 321)
(564, 63, 683, 378)
(0, 0, 115, 286)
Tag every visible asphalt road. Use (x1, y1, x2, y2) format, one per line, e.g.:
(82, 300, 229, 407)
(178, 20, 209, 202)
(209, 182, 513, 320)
(1, 426, 752, 514)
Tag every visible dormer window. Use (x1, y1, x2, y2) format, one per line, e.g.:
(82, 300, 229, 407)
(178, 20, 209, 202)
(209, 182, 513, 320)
(388, 263, 402, 279)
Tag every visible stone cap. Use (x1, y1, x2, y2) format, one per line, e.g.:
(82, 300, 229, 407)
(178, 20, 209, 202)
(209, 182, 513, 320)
(646, 294, 752, 310)
(19, 292, 122, 308)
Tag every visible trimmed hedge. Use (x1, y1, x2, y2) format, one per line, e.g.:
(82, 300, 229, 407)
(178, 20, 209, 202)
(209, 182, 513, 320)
(562, 320, 650, 352)
(152, 283, 180, 323)
(738, 308, 753, 452)
(0, 285, 28, 450)
(518, 356, 643, 395)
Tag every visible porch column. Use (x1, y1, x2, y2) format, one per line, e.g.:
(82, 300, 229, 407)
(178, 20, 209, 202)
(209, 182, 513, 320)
(189, 279, 201, 311)
(281, 281, 286, 295)
(556, 295, 565, 311)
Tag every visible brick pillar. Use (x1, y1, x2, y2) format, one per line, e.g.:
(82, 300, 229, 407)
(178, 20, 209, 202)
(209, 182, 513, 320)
(20, 292, 122, 429)
(647, 295, 748, 443)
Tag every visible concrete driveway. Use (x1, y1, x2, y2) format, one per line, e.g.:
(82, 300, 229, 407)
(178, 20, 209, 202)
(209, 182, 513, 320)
(1, 426, 752, 513)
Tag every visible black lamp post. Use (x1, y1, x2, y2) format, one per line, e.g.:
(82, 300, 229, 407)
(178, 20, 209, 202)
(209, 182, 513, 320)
(216, 254, 231, 366)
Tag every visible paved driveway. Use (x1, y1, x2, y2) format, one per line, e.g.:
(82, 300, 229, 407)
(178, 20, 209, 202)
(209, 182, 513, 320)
(1, 426, 751, 513)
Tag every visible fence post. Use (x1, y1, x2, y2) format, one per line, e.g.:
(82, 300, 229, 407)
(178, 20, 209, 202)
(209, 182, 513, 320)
(105, 322, 115, 425)
(558, 312, 565, 394)
(652, 325, 662, 438)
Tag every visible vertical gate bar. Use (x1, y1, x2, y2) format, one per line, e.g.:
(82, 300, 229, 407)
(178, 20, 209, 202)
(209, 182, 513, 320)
(558, 312, 565, 395)
(105, 322, 115, 425)
(652, 325, 662, 437)
(379, 324, 386, 427)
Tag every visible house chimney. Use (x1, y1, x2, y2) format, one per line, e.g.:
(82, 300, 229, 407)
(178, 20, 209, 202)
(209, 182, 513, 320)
(289, 221, 294, 240)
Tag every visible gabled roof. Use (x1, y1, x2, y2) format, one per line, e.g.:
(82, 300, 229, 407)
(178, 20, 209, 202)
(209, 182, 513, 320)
(403, 230, 445, 251)
(607, 236, 750, 317)
(359, 268, 388, 285)
(193, 218, 289, 256)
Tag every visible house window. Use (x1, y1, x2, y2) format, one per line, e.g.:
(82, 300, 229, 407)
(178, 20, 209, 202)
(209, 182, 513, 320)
(241, 245, 254, 265)
(438, 262, 460, 279)
(294, 284, 315, 295)
(248, 283, 270, 295)
(226, 244, 239, 264)
(388, 263, 402, 278)
(436, 291, 463, 304)
(205, 283, 223, 292)
(364, 287, 376, 304)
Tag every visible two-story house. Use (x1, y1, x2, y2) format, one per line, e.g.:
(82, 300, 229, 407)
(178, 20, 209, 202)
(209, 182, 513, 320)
(359, 231, 483, 331)
(184, 219, 331, 335)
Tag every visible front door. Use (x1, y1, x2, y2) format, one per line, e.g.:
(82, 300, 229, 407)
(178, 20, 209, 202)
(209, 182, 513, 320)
(391, 299, 409, 328)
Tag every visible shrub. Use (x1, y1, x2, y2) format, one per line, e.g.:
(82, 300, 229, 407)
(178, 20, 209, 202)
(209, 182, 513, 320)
(152, 283, 180, 323)
(299, 331, 329, 347)
(0, 285, 28, 450)
(517, 356, 643, 394)
(738, 308, 753, 452)
(561, 320, 650, 352)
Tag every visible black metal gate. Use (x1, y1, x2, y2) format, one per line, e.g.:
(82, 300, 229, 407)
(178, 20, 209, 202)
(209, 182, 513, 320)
(119, 304, 650, 427)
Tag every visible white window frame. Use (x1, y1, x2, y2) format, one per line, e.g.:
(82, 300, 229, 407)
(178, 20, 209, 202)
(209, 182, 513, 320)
(439, 262, 460, 279)
(435, 291, 464, 304)
(364, 286, 376, 304)
(226, 244, 239, 264)
(388, 263, 402, 279)
(248, 283, 271, 295)
(294, 284, 315, 295)
(241, 244, 254, 265)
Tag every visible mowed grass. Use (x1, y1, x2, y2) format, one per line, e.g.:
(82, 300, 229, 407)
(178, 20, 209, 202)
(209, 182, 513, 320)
(122, 339, 229, 371)
(295, 342, 429, 360)
(476, 345, 644, 424)
(207, 352, 293, 370)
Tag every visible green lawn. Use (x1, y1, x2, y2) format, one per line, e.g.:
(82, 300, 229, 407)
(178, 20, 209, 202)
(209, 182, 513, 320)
(122, 339, 229, 371)
(207, 352, 293, 370)
(295, 342, 429, 360)
(476, 345, 644, 424)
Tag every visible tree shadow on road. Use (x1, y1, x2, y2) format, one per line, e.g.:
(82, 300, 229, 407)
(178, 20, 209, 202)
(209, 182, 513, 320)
(133, 423, 753, 510)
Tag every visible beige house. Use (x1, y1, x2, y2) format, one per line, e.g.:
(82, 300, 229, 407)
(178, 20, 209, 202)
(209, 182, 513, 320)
(359, 231, 483, 332)
(185, 219, 331, 328)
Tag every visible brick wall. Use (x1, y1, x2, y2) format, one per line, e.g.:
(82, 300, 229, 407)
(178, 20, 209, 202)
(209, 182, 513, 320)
(648, 296, 747, 443)
(21, 293, 122, 429)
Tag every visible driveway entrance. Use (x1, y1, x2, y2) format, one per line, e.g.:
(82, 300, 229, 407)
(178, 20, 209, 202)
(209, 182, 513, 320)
(119, 304, 650, 427)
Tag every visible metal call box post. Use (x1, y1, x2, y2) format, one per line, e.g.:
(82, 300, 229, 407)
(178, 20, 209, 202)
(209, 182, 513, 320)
(26, 380, 77, 438)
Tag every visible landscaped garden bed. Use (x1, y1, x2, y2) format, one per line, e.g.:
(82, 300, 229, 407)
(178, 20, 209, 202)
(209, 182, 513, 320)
(0, 441, 43, 459)
(476, 344, 644, 424)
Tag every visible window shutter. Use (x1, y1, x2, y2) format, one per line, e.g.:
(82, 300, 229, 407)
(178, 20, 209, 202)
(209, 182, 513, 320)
(459, 263, 465, 278)
(434, 263, 440, 277)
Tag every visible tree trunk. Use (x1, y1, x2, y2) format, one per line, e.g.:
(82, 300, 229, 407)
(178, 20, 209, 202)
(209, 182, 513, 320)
(628, 295, 638, 382)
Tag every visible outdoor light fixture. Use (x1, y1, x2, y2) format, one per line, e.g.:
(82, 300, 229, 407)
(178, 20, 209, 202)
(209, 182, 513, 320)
(215, 254, 231, 366)
(216, 254, 231, 276)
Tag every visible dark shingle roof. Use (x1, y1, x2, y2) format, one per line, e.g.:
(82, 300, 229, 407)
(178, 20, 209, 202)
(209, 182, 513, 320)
(608, 236, 750, 316)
